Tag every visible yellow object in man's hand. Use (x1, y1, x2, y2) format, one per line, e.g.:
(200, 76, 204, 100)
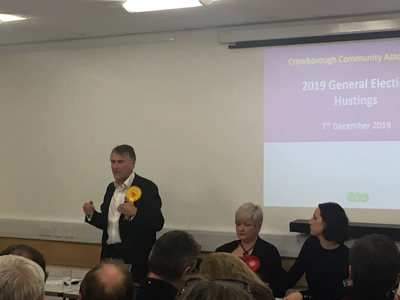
(124, 186, 142, 220)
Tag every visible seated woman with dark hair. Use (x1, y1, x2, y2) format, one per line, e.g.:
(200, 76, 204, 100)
(284, 202, 350, 300)
(0, 244, 49, 281)
(215, 203, 287, 297)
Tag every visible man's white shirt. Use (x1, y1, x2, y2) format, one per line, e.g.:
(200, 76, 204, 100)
(107, 171, 135, 244)
(86, 172, 135, 245)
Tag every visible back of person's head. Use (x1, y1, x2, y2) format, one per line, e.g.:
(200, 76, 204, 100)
(200, 253, 264, 286)
(199, 253, 273, 300)
(0, 244, 48, 281)
(148, 230, 200, 282)
(235, 203, 263, 228)
(177, 279, 255, 300)
(318, 202, 349, 244)
(79, 259, 135, 300)
(0, 254, 45, 300)
(349, 234, 400, 295)
(249, 282, 275, 300)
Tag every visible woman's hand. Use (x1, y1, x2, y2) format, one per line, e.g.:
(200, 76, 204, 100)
(284, 292, 303, 300)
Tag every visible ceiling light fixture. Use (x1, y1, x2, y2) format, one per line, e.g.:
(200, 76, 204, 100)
(123, 0, 215, 13)
(0, 14, 28, 23)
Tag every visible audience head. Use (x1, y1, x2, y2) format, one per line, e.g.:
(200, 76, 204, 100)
(79, 259, 135, 300)
(200, 253, 264, 285)
(199, 253, 273, 300)
(177, 278, 255, 300)
(235, 203, 263, 242)
(0, 244, 48, 281)
(309, 202, 349, 244)
(148, 230, 200, 284)
(0, 254, 45, 300)
(250, 282, 275, 300)
(349, 234, 400, 295)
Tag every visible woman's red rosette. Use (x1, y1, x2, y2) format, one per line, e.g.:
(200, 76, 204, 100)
(239, 255, 261, 271)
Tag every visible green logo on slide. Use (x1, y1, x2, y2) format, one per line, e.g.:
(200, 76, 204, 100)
(347, 193, 369, 202)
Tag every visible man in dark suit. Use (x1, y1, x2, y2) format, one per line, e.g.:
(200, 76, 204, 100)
(82, 144, 164, 282)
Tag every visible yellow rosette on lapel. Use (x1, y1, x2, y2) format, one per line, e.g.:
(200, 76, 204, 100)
(124, 186, 142, 220)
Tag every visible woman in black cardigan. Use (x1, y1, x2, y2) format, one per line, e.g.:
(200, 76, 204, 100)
(284, 202, 350, 300)
(215, 202, 287, 297)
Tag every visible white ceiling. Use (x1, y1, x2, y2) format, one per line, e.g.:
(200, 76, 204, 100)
(0, 0, 400, 45)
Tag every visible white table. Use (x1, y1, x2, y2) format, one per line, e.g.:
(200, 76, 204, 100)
(45, 282, 65, 298)
(63, 289, 80, 300)
(45, 276, 80, 299)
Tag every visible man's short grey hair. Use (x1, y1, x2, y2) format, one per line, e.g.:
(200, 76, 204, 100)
(0, 254, 45, 300)
(235, 202, 263, 228)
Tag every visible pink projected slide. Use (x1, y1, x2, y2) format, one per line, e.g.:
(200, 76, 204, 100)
(264, 39, 400, 143)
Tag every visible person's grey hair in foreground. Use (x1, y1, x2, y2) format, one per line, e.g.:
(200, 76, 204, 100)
(0, 254, 45, 300)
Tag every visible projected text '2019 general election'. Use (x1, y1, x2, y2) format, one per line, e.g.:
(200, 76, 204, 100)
(264, 41, 400, 143)
(263, 39, 400, 209)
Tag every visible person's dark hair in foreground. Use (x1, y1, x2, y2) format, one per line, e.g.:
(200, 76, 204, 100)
(0, 244, 49, 281)
(342, 234, 400, 300)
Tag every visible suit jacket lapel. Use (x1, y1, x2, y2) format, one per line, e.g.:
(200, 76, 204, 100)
(131, 173, 139, 187)
(118, 173, 137, 223)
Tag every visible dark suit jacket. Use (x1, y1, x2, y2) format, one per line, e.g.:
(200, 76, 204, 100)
(136, 277, 178, 300)
(341, 286, 391, 300)
(216, 237, 287, 297)
(85, 173, 164, 281)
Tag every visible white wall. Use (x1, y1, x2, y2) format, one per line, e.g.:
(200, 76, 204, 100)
(0, 27, 397, 237)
